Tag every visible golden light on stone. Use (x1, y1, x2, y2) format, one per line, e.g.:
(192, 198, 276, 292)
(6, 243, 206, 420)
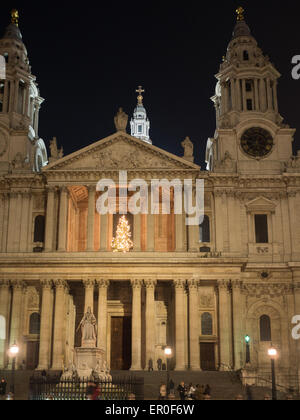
(236, 6, 245, 21)
(11, 9, 19, 26)
(111, 215, 134, 253)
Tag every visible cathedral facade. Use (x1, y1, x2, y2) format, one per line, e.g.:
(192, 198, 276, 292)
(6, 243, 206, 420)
(0, 9, 300, 388)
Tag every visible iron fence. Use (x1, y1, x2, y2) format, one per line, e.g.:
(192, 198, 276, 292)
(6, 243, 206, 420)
(29, 375, 144, 401)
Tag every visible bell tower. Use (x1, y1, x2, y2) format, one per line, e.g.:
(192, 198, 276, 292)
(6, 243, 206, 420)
(206, 7, 296, 174)
(130, 86, 151, 144)
(0, 10, 48, 173)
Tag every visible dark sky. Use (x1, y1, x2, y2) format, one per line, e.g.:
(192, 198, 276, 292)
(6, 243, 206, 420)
(1, 0, 299, 168)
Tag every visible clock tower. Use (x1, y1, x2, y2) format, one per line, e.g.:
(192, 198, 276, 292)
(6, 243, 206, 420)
(205, 7, 296, 174)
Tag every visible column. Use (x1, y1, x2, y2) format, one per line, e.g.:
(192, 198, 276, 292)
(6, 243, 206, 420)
(3, 80, 9, 113)
(130, 279, 143, 370)
(13, 79, 19, 112)
(232, 280, 245, 370)
(259, 79, 267, 111)
(174, 279, 186, 370)
(0, 280, 10, 369)
(8, 80, 14, 112)
(19, 193, 31, 252)
(37, 280, 54, 370)
(44, 187, 56, 252)
(83, 279, 95, 314)
(218, 280, 233, 370)
(9, 280, 26, 367)
(58, 187, 68, 252)
(242, 79, 247, 111)
(24, 83, 29, 117)
(86, 186, 95, 252)
(254, 79, 259, 111)
(288, 192, 297, 257)
(188, 187, 199, 252)
(230, 79, 236, 111)
(266, 78, 273, 110)
(51, 280, 67, 370)
(188, 279, 201, 370)
(96, 279, 109, 351)
(235, 79, 242, 111)
(1, 193, 9, 252)
(100, 214, 108, 251)
(133, 214, 141, 252)
(175, 190, 185, 252)
(273, 81, 279, 112)
(145, 279, 157, 369)
(147, 186, 155, 252)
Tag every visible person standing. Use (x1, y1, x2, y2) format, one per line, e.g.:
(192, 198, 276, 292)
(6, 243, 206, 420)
(159, 383, 167, 400)
(177, 381, 186, 401)
(0, 378, 7, 401)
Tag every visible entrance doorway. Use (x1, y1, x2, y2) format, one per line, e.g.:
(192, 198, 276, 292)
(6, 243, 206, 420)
(110, 317, 132, 370)
(200, 343, 216, 371)
(26, 341, 39, 370)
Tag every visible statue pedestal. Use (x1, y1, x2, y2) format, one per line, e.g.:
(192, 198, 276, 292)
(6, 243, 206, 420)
(75, 347, 105, 380)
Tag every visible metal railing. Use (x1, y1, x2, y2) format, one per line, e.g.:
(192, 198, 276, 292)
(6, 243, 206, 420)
(29, 375, 144, 401)
(241, 374, 299, 397)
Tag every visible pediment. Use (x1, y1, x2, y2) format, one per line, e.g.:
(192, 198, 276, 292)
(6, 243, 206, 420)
(245, 196, 276, 213)
(44, 132, 200, 172)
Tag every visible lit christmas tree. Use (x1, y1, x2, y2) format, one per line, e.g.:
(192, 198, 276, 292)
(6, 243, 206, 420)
(111, 215, 134, 253)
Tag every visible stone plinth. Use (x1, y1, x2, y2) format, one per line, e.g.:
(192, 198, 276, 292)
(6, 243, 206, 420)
(75, 347, 105, 379)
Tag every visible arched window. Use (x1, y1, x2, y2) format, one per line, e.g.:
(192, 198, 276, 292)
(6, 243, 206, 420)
(34, 215, 45, 243)
(260, 315, 272, 342)
(200, 215, 210, 243)
(29, 313, 40, 335)
(0, 315, 5, 340)
(201, 312, 213, 336)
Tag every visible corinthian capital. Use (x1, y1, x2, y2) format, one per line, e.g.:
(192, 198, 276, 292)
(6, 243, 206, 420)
(187, 278, 199, 290)
(96, 279, 110, 289)
(83, 278, 95, 289)
(11, 280, 26, 290)
(131, 279, 143, 289)
(174, 279, 186, 290)
(53, 279, 68, 290)
(40, 279, 53, 289)
(0, 279, 10, 288)
(217, 279, 231, 292)
(144, 279, 157, 289)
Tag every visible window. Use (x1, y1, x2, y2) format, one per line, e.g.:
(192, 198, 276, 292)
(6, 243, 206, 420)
(138, 125, 143, 134)
(29, 313, 40, 335)
(246, 81, 252, 92)
(200, 215, 210, 243)
(260, 315, 271, 342)
(243, 50, 249, 61)
(201, 313, 213, 336)
(0, 315, 5, 340)
(255, 214, 269, 243)
(34, 215, 45, 243)
(247, 99, 253, 111)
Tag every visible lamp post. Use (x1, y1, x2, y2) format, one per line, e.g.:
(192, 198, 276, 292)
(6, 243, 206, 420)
(9, 342, 19, 395)
(164, 347, 172, 395)
(245, 335, 251, 364)
(268, 346, 277, 401)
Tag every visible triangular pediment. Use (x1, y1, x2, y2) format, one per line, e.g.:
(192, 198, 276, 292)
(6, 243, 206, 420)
(245, 196, 276, 213)
(43, 132, 200, 172)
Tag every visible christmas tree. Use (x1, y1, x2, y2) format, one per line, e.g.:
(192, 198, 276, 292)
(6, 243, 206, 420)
(111, 215, 134, 253)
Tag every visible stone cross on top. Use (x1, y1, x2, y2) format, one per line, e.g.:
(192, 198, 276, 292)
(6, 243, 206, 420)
(136, 86, 145, 105)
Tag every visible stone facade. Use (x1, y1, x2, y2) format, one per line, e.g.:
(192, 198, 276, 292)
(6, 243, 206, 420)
(0, 11, 300, 390)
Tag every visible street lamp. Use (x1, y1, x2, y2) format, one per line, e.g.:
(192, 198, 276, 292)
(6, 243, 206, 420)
(268, 346, 277, 401)
(9, 342, 19, 395)
(245, 335, 251, 364)
(164, 347, 172, 395)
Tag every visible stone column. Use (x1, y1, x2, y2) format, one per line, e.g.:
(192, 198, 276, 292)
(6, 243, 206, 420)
(218, 280, 233, 370)
(1, 193, 9, 253)
(188, 279, 201, 370)
(235, 79, 242, 111)
(83, 279, 95, 314)
(58, 187, 68, 252)
(254, 79, 259, 111)
(266, 78, 273, 110)
(288, 192, 297, 258)
(174, 279, 186, 370)
(37, 280, 54, 370)
(273, 81, 278, 112)
(44, 187, 56, 252)
(260, 79, 267, 111)
(230, 79, 236, 110)
(0, 280, 10, 369)
(8, 80, 14, 112)
(100, 214, 108, 251)
(51, 280, 68, 370)
(9, 280, 26, 366)
(130, 279, 143, 370)
(188, 187, 199, 252)
(86, 186, 96, 252)
(96, 279, 109, 351)
(3, 80, 9, 113)
(13, 79, 19, 112)
(242, 79, 247, 111)
(147, 186, 155, 252)
(133, 214, 141, 252)
(175, 190, 185, 252)
(232, 280, 245, 370)
(145, 279, 157, 369)
(19, 193, 31, 252)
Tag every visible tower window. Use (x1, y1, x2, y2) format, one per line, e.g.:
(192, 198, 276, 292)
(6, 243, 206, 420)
(255, 214, 269, 244)
(246, 99, 253, 111)
(200, 215, 210, 243)
(243, 51, 249, 61)
(29, 313, 41, 335)
(201, 313, 213, 336)
(260, 315, 272, 342)
(246, 82, 252, 92)
(34, 215, 45, 243)
(138, 125, 142, 133)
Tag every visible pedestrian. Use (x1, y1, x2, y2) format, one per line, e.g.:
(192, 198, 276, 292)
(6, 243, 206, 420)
(159, 383, 167, 400)
(169, 379, 175, 395)
(187, 383, 196, 400)
(157, 358, 162, 371)
(204, 384, 211, 397)
(92, 384, 101, 400)
(86, 381, 97, 400)
(148, 359, 154, 372)
(177, 381, 186, 401)
(0, 378, 7, 401)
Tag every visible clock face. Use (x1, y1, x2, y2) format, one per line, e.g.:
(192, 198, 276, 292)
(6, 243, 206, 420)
(241, 127, 274, 158)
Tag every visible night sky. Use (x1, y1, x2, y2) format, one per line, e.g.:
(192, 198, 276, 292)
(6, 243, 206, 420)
(1, 0, 299, 168)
